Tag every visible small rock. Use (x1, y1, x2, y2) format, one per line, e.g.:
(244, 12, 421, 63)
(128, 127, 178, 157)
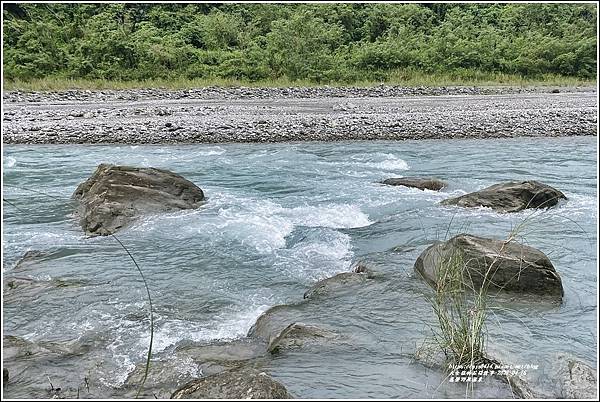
(382, 177, 446, 191)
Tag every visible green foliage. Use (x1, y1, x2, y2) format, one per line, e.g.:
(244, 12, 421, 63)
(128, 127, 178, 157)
(3, 3, 597, 84)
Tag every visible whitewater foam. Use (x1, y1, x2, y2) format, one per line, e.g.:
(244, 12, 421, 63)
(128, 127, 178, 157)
(128, 192, 371, 255)
(5, 156, 17, 167)
(195, 146, 226, 156)
(285, 203, 373, 229)
(273, 229, 353, 282)
(136, 304, 271, 353)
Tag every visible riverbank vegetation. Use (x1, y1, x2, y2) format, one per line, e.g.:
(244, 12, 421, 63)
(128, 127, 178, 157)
(3, 3, 597, 89)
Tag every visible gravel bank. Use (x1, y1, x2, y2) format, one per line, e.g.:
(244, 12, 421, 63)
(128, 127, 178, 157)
(3, 85, 596, 103)
(2, 86, 597, 144)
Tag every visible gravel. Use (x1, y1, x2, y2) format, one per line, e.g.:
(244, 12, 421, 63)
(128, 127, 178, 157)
(2, 86, 597, 144)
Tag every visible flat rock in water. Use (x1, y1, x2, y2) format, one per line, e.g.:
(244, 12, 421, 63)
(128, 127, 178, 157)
(303, 262, 377, 299)
(3, 277, 96, 303)
(382, 177, 446, 191)
(72, 164, 204, 235)
(267, 322, 339, 354)
(440, 180, 566, 212)
(3, 335, 79, 360)
(175, 338, 267, 363)
(414, 234, 563, 300)
(171, 366, 293, 399)
(247, 304, 301, 342)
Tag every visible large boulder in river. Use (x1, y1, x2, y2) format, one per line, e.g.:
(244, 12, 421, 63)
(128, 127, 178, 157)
(73, 164, 204, 236)
(171, 367, 293, 399)
(440, 180, 566, 212)
(382, 177, 446, 191)
(414, 234, 563, 300)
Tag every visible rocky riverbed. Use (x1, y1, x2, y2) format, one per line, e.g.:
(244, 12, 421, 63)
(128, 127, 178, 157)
(2, 86, 597, 144)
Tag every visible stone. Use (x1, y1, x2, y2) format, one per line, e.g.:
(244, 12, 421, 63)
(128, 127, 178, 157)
(414, 234, 563, 300)
(382, 177, 446, 191)
(440, 181, 566, 212)
(266, 323, 338, 354)
(303, 262, 377, 299)
(171, 367, 292, 399)
(72, 164, 204, 235)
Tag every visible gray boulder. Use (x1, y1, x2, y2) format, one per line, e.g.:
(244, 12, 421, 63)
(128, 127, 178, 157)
(171, 367, 293, 399)
(414, 234, 563, 300)
(382, 177, 446, 191)
(441, 180, 566, 212)
(73, 164, 204, 236)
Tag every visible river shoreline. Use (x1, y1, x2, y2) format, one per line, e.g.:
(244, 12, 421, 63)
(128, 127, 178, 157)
(2, 86, 597, 145)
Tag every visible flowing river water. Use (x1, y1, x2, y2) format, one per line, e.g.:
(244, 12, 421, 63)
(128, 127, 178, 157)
(2, 136, 597, 398)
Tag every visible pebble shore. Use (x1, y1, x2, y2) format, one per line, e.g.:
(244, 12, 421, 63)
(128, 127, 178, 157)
(3, 86, 597, 144)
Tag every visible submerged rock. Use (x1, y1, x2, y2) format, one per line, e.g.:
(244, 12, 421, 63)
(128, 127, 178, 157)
(73, 164, 205, 236)
(267, 322, 339, 354)
(175, 338, 267, 363)
(3, 276, 98, 303)
(382, 177, 446, 191)
(247, 304, 301, 342)
(123, 356, 211, 399)
(414, 234, 563, 300)
(3, 335, 77, 360)
(303, 262, 377, 299)
(247, 263, 373, 352)
(247, 308, 343, 355)
(171, 367, 292, 399)
(440, 180, 566, 212)
(125, 340, 270, 398)
(10, 248, 79, 271)
(11, 250, 45, 271)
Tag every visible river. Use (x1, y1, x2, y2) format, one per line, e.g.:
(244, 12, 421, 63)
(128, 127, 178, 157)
(2, 136, 597, 398)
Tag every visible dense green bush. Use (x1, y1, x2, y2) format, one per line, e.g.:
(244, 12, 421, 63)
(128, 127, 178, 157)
(2, 3, 597, 83)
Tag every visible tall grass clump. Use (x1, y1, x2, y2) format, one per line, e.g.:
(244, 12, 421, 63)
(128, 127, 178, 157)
(428, 248, 490, 370)
(420, 192, 592, 392)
